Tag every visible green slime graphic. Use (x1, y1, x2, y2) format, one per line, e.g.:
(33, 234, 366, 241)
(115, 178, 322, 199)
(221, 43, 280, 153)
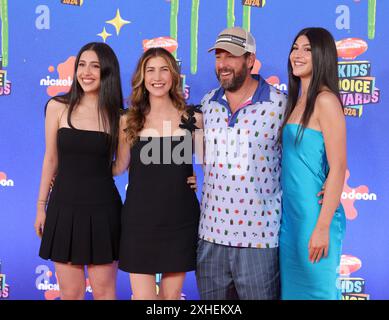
(191, 0, 199, 74)
(0, 0, 8, 67)
(242, 4, 251, 31)
(227, 0, 235, 28)
(368, 0, 376, 40)
(170, 0, 179, 58)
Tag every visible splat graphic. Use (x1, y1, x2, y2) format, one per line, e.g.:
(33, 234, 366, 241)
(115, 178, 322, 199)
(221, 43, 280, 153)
(46, 56, 76, 97)
(341, 169, 372, 220)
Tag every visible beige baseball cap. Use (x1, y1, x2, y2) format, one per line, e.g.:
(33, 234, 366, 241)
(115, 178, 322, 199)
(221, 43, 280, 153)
(208, 26, 256, 56)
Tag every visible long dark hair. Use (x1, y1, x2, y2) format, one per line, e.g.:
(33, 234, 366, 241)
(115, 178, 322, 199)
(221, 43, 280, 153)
(125, 47, 186, 146)
(281, 27, 342, 142)
(50, 42, 124, 163)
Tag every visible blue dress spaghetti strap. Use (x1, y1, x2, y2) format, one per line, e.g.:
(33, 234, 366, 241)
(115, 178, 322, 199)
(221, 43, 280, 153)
(279, 124, 346, 300)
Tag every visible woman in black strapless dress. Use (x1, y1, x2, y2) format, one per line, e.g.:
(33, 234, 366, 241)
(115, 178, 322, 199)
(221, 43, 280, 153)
(35, 42, 123, 300)
(113, 48, 202, 300)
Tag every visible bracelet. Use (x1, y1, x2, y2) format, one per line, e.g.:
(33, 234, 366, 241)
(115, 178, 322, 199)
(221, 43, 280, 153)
(37, 200, 48, 205)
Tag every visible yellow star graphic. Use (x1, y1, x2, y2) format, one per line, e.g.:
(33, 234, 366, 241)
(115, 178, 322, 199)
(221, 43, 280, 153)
(97, 27, 112, 43)
(106, 9, 130, 36)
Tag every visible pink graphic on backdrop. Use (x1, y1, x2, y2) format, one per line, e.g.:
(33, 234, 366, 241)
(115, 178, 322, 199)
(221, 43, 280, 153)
(339, 254, 362, 276)
(142, 37, 178, 53)
(336, 38, 368, 60)
(44, 270, 60, 300)
(47, 56, 76, 97)
(266, 75, 280, 86)
(45, 289, 61, 300)
(341, 169, 369, 220)
(251, 59, 262, 74)
(0, 172, 7, 181)
(43, 270, 92, 300)
(249, 59, 281, 88)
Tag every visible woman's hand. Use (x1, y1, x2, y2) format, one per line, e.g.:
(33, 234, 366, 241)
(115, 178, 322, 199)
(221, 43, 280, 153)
(34, 206, 46, 239)
(317, 180, 326, 205)
(187, 175, 198, 192)
(308, 225, 329, 263)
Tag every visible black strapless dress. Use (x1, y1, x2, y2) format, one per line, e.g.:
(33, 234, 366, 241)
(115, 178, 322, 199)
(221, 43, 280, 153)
(39, 127, 122, 265)
(119, 106, 201, 274)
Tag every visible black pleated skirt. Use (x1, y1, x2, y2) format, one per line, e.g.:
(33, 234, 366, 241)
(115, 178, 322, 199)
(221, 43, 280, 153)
(39, 198, 122, 265)
(38, 128, 122, 265)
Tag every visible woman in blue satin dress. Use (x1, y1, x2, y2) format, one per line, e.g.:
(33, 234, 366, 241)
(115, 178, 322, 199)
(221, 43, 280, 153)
(279, 28, 347, 300)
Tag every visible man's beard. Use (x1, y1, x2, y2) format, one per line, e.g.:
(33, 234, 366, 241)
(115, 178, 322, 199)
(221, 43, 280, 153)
(216, 63, 248, 92)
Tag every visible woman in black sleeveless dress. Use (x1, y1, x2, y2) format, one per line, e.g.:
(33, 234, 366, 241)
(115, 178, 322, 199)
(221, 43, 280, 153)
(113, 48, 202, 300)
(35, 42, 123, 300)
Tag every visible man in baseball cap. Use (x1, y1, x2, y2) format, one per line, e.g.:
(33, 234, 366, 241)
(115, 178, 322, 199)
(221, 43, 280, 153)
(208, 26, 257, 93)
(208, 26, 256, 56)
(196, 26, 287, 300)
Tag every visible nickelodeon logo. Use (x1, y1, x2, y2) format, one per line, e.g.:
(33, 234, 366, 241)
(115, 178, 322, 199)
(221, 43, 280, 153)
(35, 265, 92, 300)
(341, 189, 377, 201)
(266, 76, 287, 91)
(342, 170, 375, 220)
(39, 76, 73, 87)
(0, 172, 14, 187)
(40, 57, 76, 97)
(37, 280, 60, 291)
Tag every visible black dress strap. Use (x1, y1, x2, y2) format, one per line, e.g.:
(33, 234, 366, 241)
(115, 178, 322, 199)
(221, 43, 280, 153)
(179, 104, 202, 133)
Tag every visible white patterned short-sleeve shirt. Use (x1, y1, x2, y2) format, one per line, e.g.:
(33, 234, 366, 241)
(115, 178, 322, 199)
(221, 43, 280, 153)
(199, 75, 287, 248)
